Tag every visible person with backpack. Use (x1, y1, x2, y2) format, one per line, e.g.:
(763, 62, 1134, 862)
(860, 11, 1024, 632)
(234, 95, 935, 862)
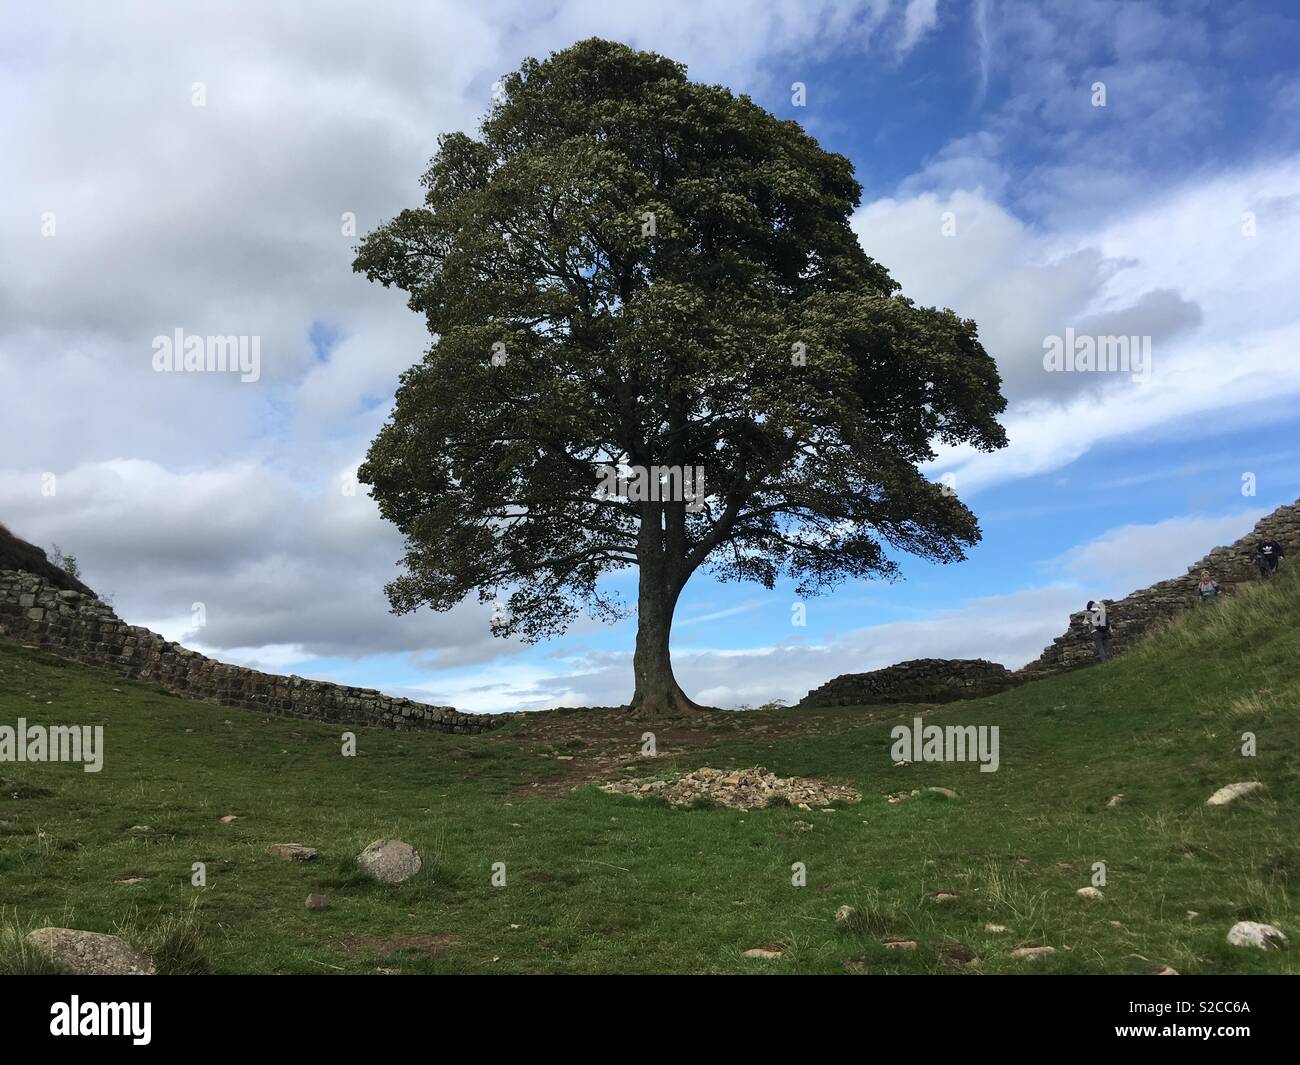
(1198, 570, 1220, 602)
(1085, 600, 1110, 661)
(1254, 538, 1285, 578)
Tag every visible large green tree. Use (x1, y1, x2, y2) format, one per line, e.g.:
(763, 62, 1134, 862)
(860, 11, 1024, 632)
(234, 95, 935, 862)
(355, 39, 1007, 716)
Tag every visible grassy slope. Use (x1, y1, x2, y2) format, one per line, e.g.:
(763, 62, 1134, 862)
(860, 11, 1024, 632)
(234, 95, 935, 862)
(0, 570, 1296, 974)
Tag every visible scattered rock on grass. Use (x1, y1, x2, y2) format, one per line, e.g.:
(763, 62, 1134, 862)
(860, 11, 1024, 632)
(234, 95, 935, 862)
(25, 928, 153, 975)
(357, 839, 422, 885)
(1076, 886, 1104, 901)
(1226, 921, 1287, 950)
(1206, 781, 1266, 806)
(600, 767, 859, 811)
(268, 843, 318, 862)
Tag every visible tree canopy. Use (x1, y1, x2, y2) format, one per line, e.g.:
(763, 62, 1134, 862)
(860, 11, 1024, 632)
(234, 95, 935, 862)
(355, 38, 1008, 715)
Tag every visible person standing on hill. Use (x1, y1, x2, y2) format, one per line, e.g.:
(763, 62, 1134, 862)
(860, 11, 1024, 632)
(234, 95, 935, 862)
(1198, 571, 1220, 602)
(1254, 538, 1285, 578)
(1085, 600, 1110, 661)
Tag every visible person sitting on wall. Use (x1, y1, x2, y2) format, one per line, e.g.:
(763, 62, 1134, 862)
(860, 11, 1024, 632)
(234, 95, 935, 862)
(1254, 538, 1285, 578)
(1085, 600, 1110, 661)
(1198, 570, 1220, 602)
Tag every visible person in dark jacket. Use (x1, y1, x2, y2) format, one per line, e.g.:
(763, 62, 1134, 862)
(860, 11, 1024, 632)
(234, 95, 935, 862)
(1254, 539, 1285, 578)
(1085, 600, 1110, 661)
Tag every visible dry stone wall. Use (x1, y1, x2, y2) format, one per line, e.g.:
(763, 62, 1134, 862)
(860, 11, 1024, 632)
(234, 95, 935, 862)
(0, 569, 496, 734)
(799, 658, 1017, 708)
(1016, 498, 1300, 678)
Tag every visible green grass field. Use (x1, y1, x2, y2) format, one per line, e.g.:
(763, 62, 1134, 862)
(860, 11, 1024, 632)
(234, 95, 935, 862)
(1, 570, 1297, 974)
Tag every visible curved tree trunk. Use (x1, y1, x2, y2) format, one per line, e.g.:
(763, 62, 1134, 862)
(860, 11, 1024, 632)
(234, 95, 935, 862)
(628, 545, 706, 717)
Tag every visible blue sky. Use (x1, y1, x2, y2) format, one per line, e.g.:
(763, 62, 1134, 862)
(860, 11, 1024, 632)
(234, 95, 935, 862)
(3, 0, 1299, 712)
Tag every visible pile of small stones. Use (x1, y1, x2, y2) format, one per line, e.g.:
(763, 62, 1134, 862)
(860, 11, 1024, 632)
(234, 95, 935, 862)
(601, 766, 860, 810)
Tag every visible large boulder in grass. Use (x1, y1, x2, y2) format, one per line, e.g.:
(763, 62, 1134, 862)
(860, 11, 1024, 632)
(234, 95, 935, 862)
(25, 928, 154, 975)
(356, 839, 422, 885)
(1226, 922, 1287, 950)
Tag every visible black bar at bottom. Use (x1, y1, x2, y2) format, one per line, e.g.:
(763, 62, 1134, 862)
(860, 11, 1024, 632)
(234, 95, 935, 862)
(0, 974, 1291, 1051)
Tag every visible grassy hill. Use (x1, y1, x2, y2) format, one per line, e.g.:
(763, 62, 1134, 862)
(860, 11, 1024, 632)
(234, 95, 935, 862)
(0, 523, 94, 596)
(1, 569, 1297, 974)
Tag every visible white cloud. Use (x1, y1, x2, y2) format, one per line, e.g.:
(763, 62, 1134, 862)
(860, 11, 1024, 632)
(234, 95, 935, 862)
(899, 0, 940, 55)
(971, 0, 992, 103)
(854, 156, 1300, 495)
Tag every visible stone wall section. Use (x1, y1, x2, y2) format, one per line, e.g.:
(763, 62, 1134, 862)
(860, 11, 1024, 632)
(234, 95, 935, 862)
(1016, 498, 1299, 678)
(799, 658, 1016, 708)
(0, 570, 496, 734)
